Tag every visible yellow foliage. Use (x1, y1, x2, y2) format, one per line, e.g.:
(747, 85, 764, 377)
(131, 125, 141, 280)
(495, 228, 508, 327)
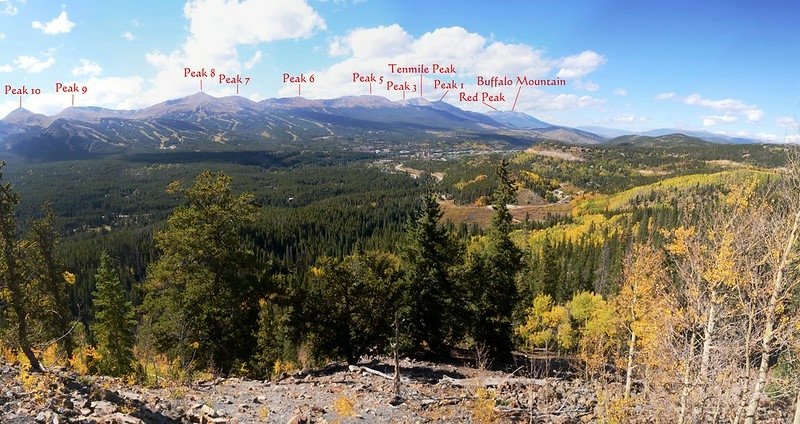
(63, 271, 77, 285)
(471, 387, 499, 424)
(596, 388, 634, 424)
(69, 346, 100, 375)
(666, 226, 696, 256)
(528, 213, 627, 252)
(272, 359, 296, 377)
(455, 174, 487, 190)
(572, 170, 771, 216)
(701, 229, 740, 288)
(569, 292, 619, 373)
(474, 195, 490, 206)
(517, 294, 576, 350)
(333, 394, 356, 417)
(135, 349, 192, 388)
(613, 244, 678, 378)
(310, 266, 324, 278)
(40, 344, 63, 367)
(17, 351, 58, 406)
(0, 345, 15, 364)
(258, 405, 270, 420)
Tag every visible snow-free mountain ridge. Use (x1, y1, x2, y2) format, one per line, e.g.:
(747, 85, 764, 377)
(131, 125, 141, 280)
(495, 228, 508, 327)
(0, 93, 761, 159)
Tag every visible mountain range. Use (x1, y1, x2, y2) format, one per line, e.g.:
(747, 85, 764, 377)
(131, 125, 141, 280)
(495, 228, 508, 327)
(0, 92, 761, 160)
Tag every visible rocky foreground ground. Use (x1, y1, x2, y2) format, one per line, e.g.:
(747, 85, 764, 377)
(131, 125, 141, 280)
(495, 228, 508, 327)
(0, 358, 794, 423)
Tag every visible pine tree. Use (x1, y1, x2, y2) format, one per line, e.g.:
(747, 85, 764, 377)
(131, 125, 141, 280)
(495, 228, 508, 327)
(24, 205, 75, 358)
(142, 171, 261, 373)
(467, 160, 522, 361)
(91, 252, 136, 376)
(400, 191, 455, 356)
(305, 251, 402, 364)
(0, 163, 41, 371)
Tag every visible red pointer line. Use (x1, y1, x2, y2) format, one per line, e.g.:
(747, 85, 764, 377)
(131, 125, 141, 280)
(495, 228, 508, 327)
(511, 86, 522, 111)
(236, 84, 239, 95)
(370, 82, 372, 95)
(439, 90, 449, 101)
(200, 80, 203, 91)
(420, 75, 423, 98)
(19, 96, 22, 108)
(72, 94, 75, 106)
(298, 83, 301, 96)
(482, 101, 497, 111)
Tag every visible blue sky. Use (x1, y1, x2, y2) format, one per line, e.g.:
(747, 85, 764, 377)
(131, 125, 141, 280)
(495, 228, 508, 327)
(0, 0, 798, 141)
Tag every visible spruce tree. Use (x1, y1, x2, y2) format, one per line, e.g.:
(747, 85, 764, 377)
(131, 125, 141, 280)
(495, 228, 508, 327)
(0, 163, 41, 371)
(305, 251, 401, 364)
(25, 205, 75, 358)
(467, 159, 522, 361)
(400, 191, 454, 356)
(91, 252, 136, 376)
(142, 171, 260, 373)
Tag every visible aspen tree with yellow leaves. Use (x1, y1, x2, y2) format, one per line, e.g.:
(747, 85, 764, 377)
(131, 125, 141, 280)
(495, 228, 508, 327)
(614, 243, 675, 400)
(740, 152, 800, 424)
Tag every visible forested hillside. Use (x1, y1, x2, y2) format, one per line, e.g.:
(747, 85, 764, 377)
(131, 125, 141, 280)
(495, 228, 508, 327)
(1, 142, 799, 423)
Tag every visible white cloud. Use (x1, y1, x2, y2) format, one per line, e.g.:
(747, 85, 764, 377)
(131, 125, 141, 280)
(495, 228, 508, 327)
(685, 93, 763, 123)
(283, 24, 605, 114)
(121, 31, 135, 41)
(685, 93, 748, 110)
(776, 116, 798, 129)
(1, 0, 18, 16)
(32, 10, 76, 35)
(0, 75, 146, 117)
(72, 59, 103, 77)
(13, 55, 56, 73)
(520, 92, 605, 111)
(131, 18, 141, 27)
(743, 109, 763, 122)
(614, 114, 647, 123)
(574, 81, 599, 92)
(701, 114, 738, 127)
(0, 33, 5, 40)
(333, 24, 412, 58)
(0, 64, 12, 72)
(81, 76, 146, 110)
(655, 92, 675, 100)
(556, 51, 605, 79)
(139, 0, 326, 106)
(613, 88, 627, 96)
(328, 36, 349, 56)
(244, 51, 262, 70)
(182, 0, 325, 62)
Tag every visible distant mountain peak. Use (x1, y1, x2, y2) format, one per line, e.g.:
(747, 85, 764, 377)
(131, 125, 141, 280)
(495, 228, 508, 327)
(485, 110, 552, 129)
(397, 97, 432, 107)
(2, 107, 49, 126)
(324, 95, 396, 108)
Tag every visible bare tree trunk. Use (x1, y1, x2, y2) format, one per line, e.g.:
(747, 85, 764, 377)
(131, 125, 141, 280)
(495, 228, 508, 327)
(393, 311, 401, 397)
(678, 332, 696, 424)
(793, 390, 800, 424)
(693, 300, 718, 422)
(734, 304, 756, 424)
(10, 285, 42, 372)
(744, 293, 778, 424)
(624, 331, 636, 399)
(699, 301, 717, 380)
(744, 209, 800, 424)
